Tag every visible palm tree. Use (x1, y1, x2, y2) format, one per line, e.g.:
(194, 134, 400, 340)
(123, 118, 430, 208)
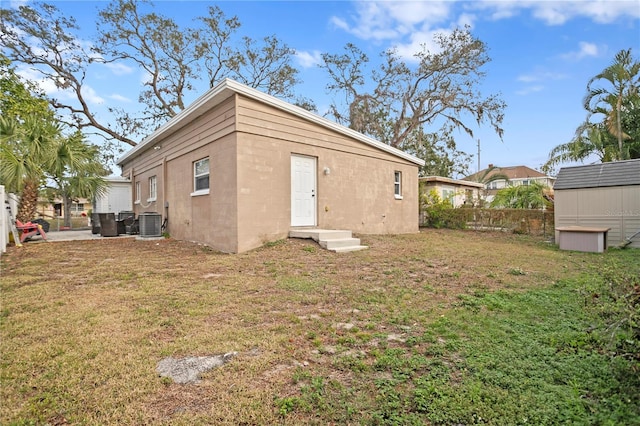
(1, 116, 108, 226)
(473, 165, 510, 186)
(47, 131, 109, 227)
(584, 48, 640, 159)
(490, 182, 549, 210)
(542, 121, 618, 173)
(0, 115, 61, 222)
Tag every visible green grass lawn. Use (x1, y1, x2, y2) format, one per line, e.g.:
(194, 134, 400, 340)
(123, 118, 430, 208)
(1, 230, 638, 425)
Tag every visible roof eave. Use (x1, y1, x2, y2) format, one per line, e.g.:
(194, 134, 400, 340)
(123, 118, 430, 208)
(117, 79, 425, 167)
(420, 176, 484, 188)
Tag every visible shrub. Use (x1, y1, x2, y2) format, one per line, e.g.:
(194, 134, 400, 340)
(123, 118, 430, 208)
(419, 189, 467, 229)
(587, 260, 640, 361)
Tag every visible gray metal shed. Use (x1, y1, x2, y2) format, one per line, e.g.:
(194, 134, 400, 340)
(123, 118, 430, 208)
(554, 159, 640, 249)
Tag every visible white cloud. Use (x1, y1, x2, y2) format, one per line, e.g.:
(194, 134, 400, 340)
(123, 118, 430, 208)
(87, 51, 135, 76)
(328, 0, 635, 67)
(394, 28, 452, 62)
(329, 15, 350, 33)
(103, 62, 135, 76)
(296, 50, 323, 68)
(16, 67, 59, 97)
(329, 1, 452, 41)
(81, 85, 104, 105)
(515, 68, 568, 95)
(532, 3, 570, 25)
(329, 0, 635, 66)
(15, 65, 103, 105)
(457, 13, 476, 29)
(383, 1, 450, 28)
(140, 70, 154, 85)
(560, 41, 601, 60)
(108, 94, 132, 103)
(329, 3, 400, 40)
(517, 71, 567, 83)
(472, 0, 640, 25)
(581, 1, 640, 23)
(515, 85, 544, 96)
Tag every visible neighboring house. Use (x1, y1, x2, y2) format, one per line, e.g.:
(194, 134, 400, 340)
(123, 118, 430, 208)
(464, 164, 556, 203)
(554, 159, 640, 249)
(117, 79, 425, 253)
(419, 176, 484, 207)
(37, 197, 91, 219)
(93, 176, 133, 216)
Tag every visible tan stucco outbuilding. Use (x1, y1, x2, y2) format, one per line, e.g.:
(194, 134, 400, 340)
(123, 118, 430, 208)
(117, 79, 424, 253)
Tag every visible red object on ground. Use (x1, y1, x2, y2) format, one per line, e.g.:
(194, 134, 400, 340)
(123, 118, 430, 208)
(15, 220, 48, 243)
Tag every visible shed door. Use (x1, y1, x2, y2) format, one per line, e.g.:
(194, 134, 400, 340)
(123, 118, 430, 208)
(108, 184, 133, 214)
(291, 155, 316, 227)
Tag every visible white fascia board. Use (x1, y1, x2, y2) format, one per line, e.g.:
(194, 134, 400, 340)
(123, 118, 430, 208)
(420, 176, 484, 188)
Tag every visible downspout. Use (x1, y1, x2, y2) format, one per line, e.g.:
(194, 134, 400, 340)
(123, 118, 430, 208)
(129, 167, 135, 214)
(162, 156, 169, 233)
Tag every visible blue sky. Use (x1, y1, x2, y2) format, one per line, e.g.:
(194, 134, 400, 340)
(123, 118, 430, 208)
(9, 0, 640, 177)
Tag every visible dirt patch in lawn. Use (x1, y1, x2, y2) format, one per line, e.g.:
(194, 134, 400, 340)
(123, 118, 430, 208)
(0, 229, 599, 424)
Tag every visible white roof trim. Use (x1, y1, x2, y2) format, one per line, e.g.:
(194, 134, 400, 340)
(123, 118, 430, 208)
(104, 175, 131, 183)
(420, 176, 484, 188)
(117, 78, 425, 166)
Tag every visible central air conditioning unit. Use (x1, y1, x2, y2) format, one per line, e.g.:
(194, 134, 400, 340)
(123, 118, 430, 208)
(139, 212, 162, 237)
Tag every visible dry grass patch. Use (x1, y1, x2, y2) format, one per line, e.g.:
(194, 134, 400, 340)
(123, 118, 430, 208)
(0, 230, 606, 424)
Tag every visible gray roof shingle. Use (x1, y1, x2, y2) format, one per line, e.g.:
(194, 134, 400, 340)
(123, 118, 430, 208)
(554, 159, 640, 190)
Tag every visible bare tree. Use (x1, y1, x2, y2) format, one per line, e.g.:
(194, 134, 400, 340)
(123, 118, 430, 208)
(1, 1, 302, 148)
(320, 28, 505, 153)
(228, 35, 299, 100)
(197, 5, 242, 88)
(96, 0, 201, 134)
(0, 4, 138, 146)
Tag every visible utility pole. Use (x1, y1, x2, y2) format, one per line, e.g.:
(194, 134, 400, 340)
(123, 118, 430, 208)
(477, 138, 481, 173)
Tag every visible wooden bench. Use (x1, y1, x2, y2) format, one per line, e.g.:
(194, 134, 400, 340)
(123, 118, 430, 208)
(556, 226, 610, 253)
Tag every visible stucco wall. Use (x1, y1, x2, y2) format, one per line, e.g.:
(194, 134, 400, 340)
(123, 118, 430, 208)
(164, 135, 239, 252)
(121, 96, 240, 252)
(234, 95, 419, 252)
(554, 186, 640, 248)
(122, 92, 421, 253)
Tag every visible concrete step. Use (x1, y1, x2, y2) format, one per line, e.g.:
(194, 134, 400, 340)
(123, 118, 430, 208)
(319, 237, 362, 250)
(289, 229, 352, 241)
(289, 229, 368, 252)
(330, 245, 369, 253)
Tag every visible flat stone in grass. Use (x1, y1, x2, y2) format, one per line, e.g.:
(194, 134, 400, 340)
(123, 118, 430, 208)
(156, 352, 237, 384)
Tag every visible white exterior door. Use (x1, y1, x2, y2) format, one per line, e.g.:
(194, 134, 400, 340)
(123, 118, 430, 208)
(94, 183, 132, 214)
(108, 184, 133, 214)
(291, 155, 317, 227)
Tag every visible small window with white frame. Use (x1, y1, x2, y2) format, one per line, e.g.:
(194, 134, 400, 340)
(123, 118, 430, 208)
(394, 171, 402, 199)
(135, 181, 141, 204)
(192, 157, 210, 196)
(442, 189, 455, 205)
(148, 176, 157, 201)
